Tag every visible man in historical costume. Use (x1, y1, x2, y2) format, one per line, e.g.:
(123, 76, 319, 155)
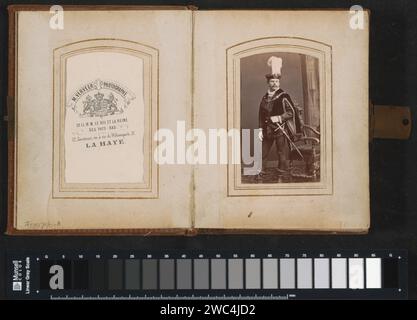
(258, 56, 302, 176)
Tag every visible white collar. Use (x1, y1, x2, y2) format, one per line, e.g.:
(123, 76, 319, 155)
(267, 88, 280, 96)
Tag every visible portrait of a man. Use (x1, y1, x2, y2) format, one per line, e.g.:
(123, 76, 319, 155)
(240, 52, 321, 184)
(258, 56, 302, 176)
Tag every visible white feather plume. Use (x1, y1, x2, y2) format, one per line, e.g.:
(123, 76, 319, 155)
(267, 56, 283, 75)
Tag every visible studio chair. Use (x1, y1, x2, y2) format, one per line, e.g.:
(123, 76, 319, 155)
(289, 124, 320, 181)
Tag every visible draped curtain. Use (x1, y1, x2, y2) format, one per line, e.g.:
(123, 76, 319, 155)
(301, 55, 320, 130)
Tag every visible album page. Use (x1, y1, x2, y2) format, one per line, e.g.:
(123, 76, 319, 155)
(10, 8, 193, 232)
(193, 10, 370, 232)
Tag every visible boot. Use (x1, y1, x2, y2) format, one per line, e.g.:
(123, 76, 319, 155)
(276, 160, 290, 176)
(258, 160, 269, 176)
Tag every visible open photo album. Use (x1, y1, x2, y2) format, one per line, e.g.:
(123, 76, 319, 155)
(7, 6, 370, 234)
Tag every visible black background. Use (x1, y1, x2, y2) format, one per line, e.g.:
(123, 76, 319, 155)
(0, 0, 416, 299)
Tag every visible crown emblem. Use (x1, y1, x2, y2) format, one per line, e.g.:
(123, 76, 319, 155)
(94, 92, 104, 100)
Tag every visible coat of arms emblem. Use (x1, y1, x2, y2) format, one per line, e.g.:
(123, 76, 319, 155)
(81, 92, 120, 117)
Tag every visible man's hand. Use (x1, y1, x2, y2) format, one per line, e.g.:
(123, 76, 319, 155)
(258, 129, 264, 142)
(270, 115, 282, 124)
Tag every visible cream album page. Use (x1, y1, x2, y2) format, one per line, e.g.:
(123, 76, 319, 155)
(193, 10, 370, 232)
(13, 9, 193, 230)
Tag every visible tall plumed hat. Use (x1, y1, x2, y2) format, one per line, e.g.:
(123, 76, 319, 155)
(265, 56, 282, 80)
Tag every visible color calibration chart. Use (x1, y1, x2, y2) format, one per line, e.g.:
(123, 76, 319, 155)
(6, 250, 407, 299)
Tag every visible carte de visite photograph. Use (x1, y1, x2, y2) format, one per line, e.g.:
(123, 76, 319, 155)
(241, 52, 320, 184)
(227, 37, 333, 196)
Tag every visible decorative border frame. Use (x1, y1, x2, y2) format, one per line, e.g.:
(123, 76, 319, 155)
(227, 37, 333, 196)
(52, 39, 159, 198)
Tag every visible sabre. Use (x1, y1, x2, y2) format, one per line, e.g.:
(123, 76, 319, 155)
(274, 123, 305, 161)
